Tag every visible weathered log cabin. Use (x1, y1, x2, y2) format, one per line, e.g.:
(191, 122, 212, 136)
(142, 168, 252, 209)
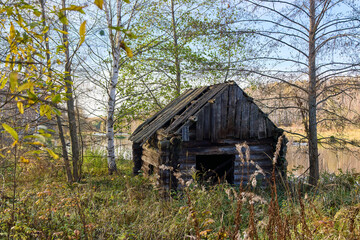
(129, 81, 286, 190)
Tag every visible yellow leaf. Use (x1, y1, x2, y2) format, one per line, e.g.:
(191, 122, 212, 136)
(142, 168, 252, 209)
(20, 157, 30, 163)
(26, 142, 45, 146)
(79, 21, 86, 45)
(120, 41, 133, 58)
(94, 0, 104, 10)
(46, 148, 59, 159)
(45, 109, 52, 120)
(62, 5, 86, 14)
(9, 22, 15, 40)
(125, 46, 133, 58)
(12, 140, 18, 147)
(54, 28, 68, 35)
(0, 74, 7, 89)
(17, 82, 32, 92)
(200, 229, 212, 236)
(17, 101, 24, 114)
(39, 104, 49, 116)
(2, 123, 18, 140)
(9, 71, 18, 91)
(5, 54, 11, 67)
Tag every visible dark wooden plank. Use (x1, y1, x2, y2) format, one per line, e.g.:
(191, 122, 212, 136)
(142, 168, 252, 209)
(249, 103, 259, 139)
(185, 145, 274, 156)
(132, 87, 208, 143)
(203, 103, 211, 140)
(258, 116, 267, 139)
(167, 83, 228, 133)
(215, 95, 222, 140)
(221, 87, 229, 138)
(240, 101, 250, 139)
(266, 118, 275, 137)
(210, 100, 216, 142)
(196, 109, 204, 141)
(235, 87, 243, 138)
(227, 84, 236, 137)
(182, 124, 189, 141)
(181, 138, 274, 147)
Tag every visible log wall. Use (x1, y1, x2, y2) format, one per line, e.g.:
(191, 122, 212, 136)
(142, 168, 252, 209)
(194, 84, 276, 143)
(132, 83, 286, 191)
(176, 139, 277, 187)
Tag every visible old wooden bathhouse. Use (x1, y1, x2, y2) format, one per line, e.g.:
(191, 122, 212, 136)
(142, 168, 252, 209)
(130, 81, 286, 190)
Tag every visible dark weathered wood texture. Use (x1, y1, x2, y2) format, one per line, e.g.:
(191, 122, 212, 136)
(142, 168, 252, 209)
(130, 81, 286, 191)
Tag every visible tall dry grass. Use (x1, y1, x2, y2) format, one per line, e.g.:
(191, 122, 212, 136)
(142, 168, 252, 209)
(0, 145, 359, 239)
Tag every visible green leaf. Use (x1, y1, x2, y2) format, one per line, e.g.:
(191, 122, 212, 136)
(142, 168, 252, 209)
(57, 12, 68, 25)
(123, 0, 130, 3)
(33, 133, 46, 143)
(79, 21, 86, 45)
(51, 94, 61, 103)
(33, 9, 42, 17)
(109, 26, 124, 31)
(94, 0, 104, 10)
(53, 108, 61, 116)
(2, 123, 18, 140)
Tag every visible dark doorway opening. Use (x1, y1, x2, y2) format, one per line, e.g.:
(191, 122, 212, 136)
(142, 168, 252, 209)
(148, 164, 154, 175)
(196, 154, 234, 184)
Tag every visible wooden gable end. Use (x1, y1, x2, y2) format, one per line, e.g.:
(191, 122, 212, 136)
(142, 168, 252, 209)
(193, 84, 276, 142)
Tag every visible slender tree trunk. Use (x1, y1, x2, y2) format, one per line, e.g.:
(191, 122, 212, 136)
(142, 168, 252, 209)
(40, 0, 73, 183)
(104, 0, 119, 175)
(56, 117, 73, 182)
(171, 0, 181, 96)
(308, 0, 319, 186)
(62, 0, 80, 182)
(106, 56, 119, 175)
(76, 100, 84, 179)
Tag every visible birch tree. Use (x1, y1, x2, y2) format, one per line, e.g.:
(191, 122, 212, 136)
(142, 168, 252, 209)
(234, 0, 360, 185)
(94, 0, 137, 174)
(113, 0, 247, 125)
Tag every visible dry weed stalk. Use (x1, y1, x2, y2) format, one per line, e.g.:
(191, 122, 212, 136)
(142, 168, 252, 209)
(248, 196, 258, 240)
(266, 134, 291, 239)
(232, 143, 250, 239)
(298, 186, 311, 237)
(185, 189, 200, 240)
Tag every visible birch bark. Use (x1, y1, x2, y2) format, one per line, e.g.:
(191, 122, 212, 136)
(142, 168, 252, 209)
(104, 0, 123, 174)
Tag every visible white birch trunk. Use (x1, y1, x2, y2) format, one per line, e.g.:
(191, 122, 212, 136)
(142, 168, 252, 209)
(107, 50, 120, 174)
(104, 0, 121, 174)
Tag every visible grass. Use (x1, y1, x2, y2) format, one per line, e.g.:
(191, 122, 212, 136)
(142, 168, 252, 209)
(0, 151, 360, 239)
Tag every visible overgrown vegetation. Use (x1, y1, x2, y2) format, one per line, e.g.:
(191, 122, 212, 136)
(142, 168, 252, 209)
(1, 153, 359, 239)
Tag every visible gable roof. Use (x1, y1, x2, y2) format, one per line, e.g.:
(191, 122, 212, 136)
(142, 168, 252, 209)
(129, 81, 275, 144)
